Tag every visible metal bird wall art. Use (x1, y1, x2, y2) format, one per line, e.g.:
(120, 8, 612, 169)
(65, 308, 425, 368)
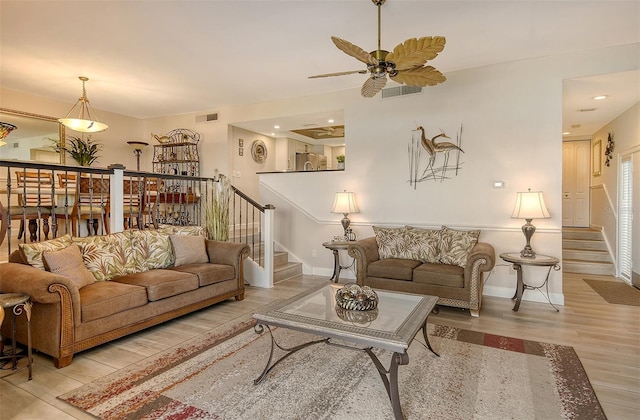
(309, 0, 446, 98)
(408, 125, 464, 188)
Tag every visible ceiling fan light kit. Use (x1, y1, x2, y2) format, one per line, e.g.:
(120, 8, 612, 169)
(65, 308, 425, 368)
(310, 0, 446, 98)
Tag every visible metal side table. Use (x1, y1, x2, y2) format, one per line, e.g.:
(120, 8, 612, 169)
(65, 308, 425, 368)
(499, 253, 561, 312)
(322, 241, 355, 283)
(0, 293, 33, 380)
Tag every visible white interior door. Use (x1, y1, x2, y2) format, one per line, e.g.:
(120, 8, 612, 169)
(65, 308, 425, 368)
(562, 140, 591, 227)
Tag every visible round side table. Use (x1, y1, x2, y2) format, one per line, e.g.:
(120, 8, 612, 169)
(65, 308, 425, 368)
(0, 293, 33, 380)
(322, 241, 355, 283)
(499, 253, 561, 312)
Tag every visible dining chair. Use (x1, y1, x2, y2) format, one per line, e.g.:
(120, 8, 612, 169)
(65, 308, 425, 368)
(54, 173, 77, 236)
(123, 178, 144, 230)
(71, 176, 110, 236)
(7, 171, 55, 242)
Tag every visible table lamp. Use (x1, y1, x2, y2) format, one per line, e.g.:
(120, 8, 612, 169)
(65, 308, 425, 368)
(332, 190, 359, 238)
(511, 189, 550, 258)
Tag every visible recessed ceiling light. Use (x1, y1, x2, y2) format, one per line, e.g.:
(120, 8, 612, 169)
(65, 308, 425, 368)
(328, 119, 334, 123)
(562, 131, 571, 136)
(274, 125, 280, 129)
(271, 132, 275, 136)
(593, 95, 608, 100)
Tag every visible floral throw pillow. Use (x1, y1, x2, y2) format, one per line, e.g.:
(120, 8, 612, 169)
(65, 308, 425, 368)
(131, 230, 174, 270)
(439, 226, 480, 267)
(73, 232, 134, 281)
(373, 226, 412, 259)
(405, 226, 441, 263)
(19, 234, 73, 270)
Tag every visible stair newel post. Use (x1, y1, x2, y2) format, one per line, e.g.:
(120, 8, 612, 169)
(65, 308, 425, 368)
(264, 204, 276, 288)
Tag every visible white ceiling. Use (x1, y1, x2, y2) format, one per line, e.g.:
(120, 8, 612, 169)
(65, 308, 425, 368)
(1, 1, 638, 139)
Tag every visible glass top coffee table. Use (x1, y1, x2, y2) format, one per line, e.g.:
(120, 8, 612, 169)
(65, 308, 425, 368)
(253, 284, 439, 420)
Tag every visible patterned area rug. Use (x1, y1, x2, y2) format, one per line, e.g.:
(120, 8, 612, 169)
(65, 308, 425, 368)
(584, 278, 640, 306)
(59, 316, 605, 419)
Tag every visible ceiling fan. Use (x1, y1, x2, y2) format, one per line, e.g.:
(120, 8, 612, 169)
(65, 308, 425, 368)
(309, 126, 345, 137)
(309, 0, 446, 98)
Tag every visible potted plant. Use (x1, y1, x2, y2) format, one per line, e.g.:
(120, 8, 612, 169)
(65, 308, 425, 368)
(336, 155, 345, 169)
(205, 175, 231, 241)
(51, 135, 102, 166)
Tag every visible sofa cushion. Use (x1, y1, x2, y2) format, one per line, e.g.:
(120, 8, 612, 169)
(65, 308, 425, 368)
(19, 234, 73, 270)
(405, 226, 441, 263)
(131, 229, 174, 270)
(73, 232, 135, 281)
(414, 262, 465, 288)
(373, 226, 412, 260)
(112, 270, 199, 301)
(159, 224, 205, 236)
(170, 234, 209, 267)
(79, 281, 148, 322)
(368, 258, 421, 281)
(439, 226, 480, 267)
(171, 263, 235, 287)
(43, 245, 95, 289)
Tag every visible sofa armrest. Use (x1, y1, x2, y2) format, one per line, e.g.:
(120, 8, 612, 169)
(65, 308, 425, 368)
(348, 237, 380, 285)
(206, 240, 250, 266)
(465, 242, 496, 275)
(0, 263, 80, 304)
(463, 242, 495, 316)
(0, 262, 82, 327)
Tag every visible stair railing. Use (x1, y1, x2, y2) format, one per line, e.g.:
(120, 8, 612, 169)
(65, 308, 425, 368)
(230, 186, 275, 288)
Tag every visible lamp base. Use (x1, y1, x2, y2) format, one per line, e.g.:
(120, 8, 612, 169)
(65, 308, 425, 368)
(341, 213, 351, 237)
(520, 218, 537, 258)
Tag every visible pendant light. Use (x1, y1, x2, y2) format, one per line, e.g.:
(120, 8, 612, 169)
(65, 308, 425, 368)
(58, 76, 109, 133)
(0, 122, 17, 147)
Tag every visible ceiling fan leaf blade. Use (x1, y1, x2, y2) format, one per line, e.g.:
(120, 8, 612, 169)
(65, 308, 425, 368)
(332, 36, 378, 65)
(308, 70, 368, 79)
(391, 66, 447, 87)
(361, 76, 387, 97)
(386, 36, 446, 71)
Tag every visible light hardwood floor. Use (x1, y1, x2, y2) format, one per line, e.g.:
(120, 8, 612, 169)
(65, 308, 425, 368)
(1, 272, 639, 419)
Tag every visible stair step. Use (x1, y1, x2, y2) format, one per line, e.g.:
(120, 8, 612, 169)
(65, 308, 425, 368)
(563, 259, 615, 275)
(562, 228, 602, 241)
(562, 239, 608, 251)
(274, 261, 303, 283)
(562, 249, 612, 262)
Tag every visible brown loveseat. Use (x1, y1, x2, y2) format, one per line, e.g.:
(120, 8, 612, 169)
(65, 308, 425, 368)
(0, 226, 249, 368)
(348, 226, 495, 317)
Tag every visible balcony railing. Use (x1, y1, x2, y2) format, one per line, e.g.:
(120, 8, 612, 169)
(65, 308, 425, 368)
(0, 159, 276, 287)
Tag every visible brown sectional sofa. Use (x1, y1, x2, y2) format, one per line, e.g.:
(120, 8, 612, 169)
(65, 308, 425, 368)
(347, 226, 495, 317)
(0, 227, 249, 368)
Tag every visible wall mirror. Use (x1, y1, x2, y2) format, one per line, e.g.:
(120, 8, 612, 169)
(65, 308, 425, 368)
(0, 107, 65, 164)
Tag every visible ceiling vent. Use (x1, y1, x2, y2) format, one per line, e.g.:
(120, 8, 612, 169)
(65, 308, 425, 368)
(381, 85, 423, 99)
(195, 112, 219, 123)
(578, 108, 597, 112)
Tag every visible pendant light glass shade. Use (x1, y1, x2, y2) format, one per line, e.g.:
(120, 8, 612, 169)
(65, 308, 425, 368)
(58, 76, 108, 133)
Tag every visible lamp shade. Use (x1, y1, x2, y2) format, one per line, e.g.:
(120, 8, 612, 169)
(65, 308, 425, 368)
(0, 122, 17, 147)
(511, 190, 550, 220)
(127, 140, 149, 151)
(332, 191, 359, 214)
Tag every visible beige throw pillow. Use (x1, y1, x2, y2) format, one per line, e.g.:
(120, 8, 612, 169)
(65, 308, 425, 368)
(170, 235, 209, 267)
(439, 226, 480, 267)
(43, 245, 96, 289)
(19, 234, 73, 270)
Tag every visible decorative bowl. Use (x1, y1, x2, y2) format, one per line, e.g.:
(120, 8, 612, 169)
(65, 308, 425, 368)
(335, 283, 378, 311)
(335, 305, 379, 324)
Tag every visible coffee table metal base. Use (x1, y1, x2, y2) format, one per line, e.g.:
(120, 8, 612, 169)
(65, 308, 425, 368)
(253, 322, 439, 420)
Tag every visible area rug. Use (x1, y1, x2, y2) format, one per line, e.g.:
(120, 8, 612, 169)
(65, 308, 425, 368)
(584, 278, 640, 306)
(59, 316, 605, 420)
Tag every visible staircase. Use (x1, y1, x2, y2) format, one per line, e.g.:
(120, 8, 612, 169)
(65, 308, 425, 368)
(562, 227, 615, 275)
(233, 227, 302, 284)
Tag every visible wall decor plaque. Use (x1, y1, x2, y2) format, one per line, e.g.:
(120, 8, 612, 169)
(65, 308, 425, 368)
(251, 139, 267, 163)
